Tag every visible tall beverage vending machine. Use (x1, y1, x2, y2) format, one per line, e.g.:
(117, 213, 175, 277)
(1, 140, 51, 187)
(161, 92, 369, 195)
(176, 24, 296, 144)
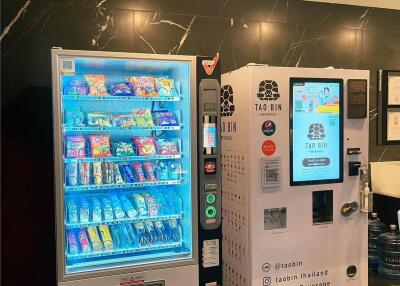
(221, 65, 369, 286)
(51, 49, 222, 286)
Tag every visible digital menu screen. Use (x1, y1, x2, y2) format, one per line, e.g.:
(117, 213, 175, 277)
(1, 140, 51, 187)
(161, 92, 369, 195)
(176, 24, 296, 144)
(290, 78, 343, 186)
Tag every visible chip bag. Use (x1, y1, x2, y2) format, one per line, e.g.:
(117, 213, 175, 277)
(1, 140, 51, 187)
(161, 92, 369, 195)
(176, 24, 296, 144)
(133, 109, 154, 127)
(112, 114, 135, 127)
(133, 137, 157, 156)
(152, 110, 178, 126)
(89, 135, 112, 157)
(87, 112, 112, 127)
(155, 78, 178, 97)
(63, 77, 89, 95)
(155, 139, 179, 155)
(109, 82, 133, 96)
(84, 74, 108, 96)
(66, 136, 86, 158)
(126, 76, 157, 97)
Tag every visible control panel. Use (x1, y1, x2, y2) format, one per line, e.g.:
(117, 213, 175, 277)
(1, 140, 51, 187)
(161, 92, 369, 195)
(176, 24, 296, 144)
(199, 79, 221, 230)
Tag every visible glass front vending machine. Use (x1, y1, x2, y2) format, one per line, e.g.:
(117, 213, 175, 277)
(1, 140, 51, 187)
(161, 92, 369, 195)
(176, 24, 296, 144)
(51, 49, 222, 286)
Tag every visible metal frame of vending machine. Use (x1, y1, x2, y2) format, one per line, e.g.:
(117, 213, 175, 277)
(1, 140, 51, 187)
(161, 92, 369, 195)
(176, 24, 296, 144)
(51, 49, 222, 286)
(221, 65, 369, 286)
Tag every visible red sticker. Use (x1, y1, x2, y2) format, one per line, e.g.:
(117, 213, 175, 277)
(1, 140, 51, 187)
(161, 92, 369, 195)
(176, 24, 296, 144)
(202, 56, 219, 75)
(262, 140, 276, 156)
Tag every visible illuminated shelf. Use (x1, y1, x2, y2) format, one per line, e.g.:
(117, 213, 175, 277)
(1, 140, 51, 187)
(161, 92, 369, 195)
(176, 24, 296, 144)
(66, 241, 183, 261)
(65, 213, 182, 229)
(63, 125, 181, 132)
(64, 179, 183, 193)
(62, 95, 181, 102)
(63, 154, 181, 164)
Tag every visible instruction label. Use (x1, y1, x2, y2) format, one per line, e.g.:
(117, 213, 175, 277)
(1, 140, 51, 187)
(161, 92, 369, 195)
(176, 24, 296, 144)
(202, 239, 220, 268)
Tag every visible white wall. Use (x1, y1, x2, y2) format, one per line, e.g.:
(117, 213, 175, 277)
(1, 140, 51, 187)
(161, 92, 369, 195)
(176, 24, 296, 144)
(303, 0, 400, 10)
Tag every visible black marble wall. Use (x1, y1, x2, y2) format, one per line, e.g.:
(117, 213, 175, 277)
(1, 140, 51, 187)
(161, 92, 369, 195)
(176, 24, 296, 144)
(1, 0, 400, 285)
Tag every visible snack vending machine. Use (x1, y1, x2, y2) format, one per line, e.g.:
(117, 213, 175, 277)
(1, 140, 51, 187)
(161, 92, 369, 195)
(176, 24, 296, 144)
(51, 49, 222, 286)
(221, 65, 369, 286)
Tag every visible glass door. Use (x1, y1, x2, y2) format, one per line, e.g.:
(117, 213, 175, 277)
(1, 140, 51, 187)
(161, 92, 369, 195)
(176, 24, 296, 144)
(55, 54, 194, 275)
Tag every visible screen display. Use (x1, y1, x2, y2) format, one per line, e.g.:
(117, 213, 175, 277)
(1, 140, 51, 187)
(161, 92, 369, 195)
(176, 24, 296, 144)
(290, 78, 343, 185)
(204, 123, 217, 148)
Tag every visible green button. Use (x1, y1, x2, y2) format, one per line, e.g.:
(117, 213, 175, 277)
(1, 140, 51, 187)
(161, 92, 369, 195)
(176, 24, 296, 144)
(205, 206, 217, 218)
(206, 193, 216, 204)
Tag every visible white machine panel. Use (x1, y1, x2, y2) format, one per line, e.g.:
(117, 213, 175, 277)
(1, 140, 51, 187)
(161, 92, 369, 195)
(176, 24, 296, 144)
(222, 66, 369, 286)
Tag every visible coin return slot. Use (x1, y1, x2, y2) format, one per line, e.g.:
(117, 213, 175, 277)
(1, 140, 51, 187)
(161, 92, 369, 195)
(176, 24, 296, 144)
(312, 190, 333, 225)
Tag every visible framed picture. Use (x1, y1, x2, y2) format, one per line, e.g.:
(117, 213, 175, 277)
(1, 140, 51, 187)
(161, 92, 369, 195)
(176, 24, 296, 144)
(378, 70, 400, 145)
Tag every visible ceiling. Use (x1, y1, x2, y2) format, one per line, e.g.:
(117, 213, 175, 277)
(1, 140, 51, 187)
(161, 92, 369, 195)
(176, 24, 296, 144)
(303, 0, 400, 10)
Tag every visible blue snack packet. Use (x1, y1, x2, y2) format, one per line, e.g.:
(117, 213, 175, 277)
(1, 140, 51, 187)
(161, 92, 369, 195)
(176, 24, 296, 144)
(120, 164, 136, 183)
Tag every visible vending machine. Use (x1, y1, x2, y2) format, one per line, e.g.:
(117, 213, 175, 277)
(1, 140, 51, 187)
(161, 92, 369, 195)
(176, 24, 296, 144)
(221, 65, 369, 286)
(51, 49, 222, 286)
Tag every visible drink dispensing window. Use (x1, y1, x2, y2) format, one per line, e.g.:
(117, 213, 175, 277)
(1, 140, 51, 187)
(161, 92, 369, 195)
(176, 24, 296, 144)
(290, 78, 344, 186)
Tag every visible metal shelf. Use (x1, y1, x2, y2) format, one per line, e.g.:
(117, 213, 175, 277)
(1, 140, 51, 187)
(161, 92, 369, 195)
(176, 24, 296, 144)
(65, 213, 182, 229)
(66, 241, 183, 261)
(63, 125, 181, 132)
(64, 179, 183, 193)
(63, 154, 181, 164)
(62, 95, 181, 102)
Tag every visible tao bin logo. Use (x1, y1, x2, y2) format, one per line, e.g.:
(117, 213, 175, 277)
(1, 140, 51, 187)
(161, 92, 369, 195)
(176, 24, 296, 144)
(307, 123, 326, 140)
(257, 80, 280, 101)
(221, 85, 235, 117)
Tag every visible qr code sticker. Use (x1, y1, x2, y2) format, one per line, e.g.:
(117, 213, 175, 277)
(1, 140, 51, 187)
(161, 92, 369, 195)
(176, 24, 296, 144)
(60, 58, 75, 75)
(261, 157, 281, 189)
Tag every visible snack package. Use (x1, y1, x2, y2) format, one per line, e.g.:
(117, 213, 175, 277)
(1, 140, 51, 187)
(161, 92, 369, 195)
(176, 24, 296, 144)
(152, 110, 178, 126)
(133, 137, 157, 156)
(84, 74, 107, 96)
(66, 136, 86, 158)
(78, 228, 91, 253)
(89, 135, 112, 157)
(101, 197, 114, 220)
(144, 221, 157, 244)
(165, 219, 181, 242)
(134, 222, 149, 246)
(132, 109, 154, 127)
(131, 163, 146, 183)
(132, 194, 147, 216)
(143, 193, 159, 216)
(126, 76, 157, 97)
(67, 199, 78, 224)
(112, 142, 136, 157)
(79, 197, 90, 223)
(99, 225, 114, 250)
(110, 195, 125, 219)
(91, 197, 102, 223)
(102, 162, 114, 184)
(87, 226, 103, 252)
(110, 225, 122, 249)
(120, 164, 136, 183)
(120, 194, 137, 218)
(143, 161, 157, 182)
(109, 83, 133, 96)
(63, 77, 89, 95)
(78, 162, 90, 185)
(66, 162, 78, 186)
(112, 114, 135, 127)
(113, 163, 124, 184)
(65, 108, 85, 127)
(67, 230, 79, 255)
(155, 78, 178, 97)
(155, 139, 179, 155)
(92, 162, 103, 185)
(168, 162, 182, 180)
(87, 112, 112, 127)
(155, 162, 168, 181)
(153, 220, 167, 243)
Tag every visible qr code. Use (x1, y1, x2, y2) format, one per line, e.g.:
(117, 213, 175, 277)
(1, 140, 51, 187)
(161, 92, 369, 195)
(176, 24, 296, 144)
(61, 58, 75, 74)
(261, 157, 281, 188)
(265, 168, 279, 183)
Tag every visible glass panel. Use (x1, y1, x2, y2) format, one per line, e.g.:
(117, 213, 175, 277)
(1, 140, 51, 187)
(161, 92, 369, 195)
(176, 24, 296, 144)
(58, 56, 192, 274)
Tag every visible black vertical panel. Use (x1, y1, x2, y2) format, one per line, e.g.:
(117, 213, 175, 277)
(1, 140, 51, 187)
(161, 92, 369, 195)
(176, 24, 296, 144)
(196, 56, 222, 286)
